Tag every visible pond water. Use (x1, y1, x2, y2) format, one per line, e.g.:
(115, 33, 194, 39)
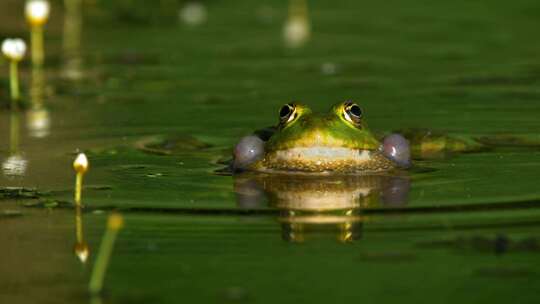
(1, 0, 540, 303)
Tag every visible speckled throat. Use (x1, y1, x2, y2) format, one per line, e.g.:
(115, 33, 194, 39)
(252, 147, 396, 174)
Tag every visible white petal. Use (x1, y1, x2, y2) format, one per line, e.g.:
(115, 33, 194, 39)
(1, 38, 27, 61)
(73, 153, 89, 173)
(25, 0, 50, 24)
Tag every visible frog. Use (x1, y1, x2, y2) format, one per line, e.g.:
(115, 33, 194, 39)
(232, 100, 412, 174)
(231, 100, 534, 175)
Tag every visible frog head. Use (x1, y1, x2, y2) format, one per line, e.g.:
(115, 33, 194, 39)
(253, 101, 395, 173)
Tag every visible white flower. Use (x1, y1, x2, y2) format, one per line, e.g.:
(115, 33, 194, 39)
(1, 39, 27, 61)
(25, 0, 50, 26)
(283, 17, 310, 48)
(73, 153, 89, 174)
(179, 2, 207, 26)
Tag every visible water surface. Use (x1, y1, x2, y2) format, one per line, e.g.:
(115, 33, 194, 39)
(1, 0, 540, 303)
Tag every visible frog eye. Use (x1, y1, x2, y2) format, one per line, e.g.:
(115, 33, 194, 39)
(343, 101, 363, 126)
(279, 103, 297, 124)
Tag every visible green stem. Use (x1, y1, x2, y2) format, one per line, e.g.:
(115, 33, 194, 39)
(88, 223, 120, 295)
(10, 61, 20, 105)
(75, 204, 83, 243)
(75, 172, 83, 206)
(30, 65, 45, 108)
(31, 25, 44, 67)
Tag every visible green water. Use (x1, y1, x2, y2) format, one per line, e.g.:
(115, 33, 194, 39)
(1, 0, 540, 303)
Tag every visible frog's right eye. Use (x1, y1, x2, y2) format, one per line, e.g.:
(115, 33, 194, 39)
(342, 101, 363, 127)
(279, 103, 297, 124)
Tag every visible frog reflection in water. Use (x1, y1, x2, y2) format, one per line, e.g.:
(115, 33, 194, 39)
(234, 173, 410, 242)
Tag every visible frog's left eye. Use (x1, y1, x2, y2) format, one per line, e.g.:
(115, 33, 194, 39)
(343, 102, 363, 126)
(279, 103, 297, 125)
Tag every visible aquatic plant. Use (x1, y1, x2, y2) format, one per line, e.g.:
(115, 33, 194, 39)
(71, 152, 92, 263)
(1, 39, 27, 106)
(73, 153, 89, 206)
(72, 152, 90, 264)
(89, 213, 124, 295)
(25, 0, 50, 67)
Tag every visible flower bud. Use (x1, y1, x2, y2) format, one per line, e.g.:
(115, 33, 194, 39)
(1, 39, 27, 62)
(25, 0, 50, 26)
(73, 153, 89, 174)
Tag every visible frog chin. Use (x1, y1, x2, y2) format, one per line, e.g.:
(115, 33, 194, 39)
(253, 145, 397, 174)
(273, 146, 373, 164)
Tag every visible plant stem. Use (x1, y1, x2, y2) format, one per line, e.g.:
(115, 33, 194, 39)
(75, 172, 83, 206)
(75, 204, 83, 243)
(10, 61, 20, 105)
(31, 25, 44, 67)
(88, 215, 122, 295)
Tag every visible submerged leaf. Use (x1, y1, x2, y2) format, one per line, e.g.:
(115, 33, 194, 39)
(476, 134, 540, 147)
(135, 135, 212, 155)
(395, 128, 487, 159)
(0, 187, 48, 199)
